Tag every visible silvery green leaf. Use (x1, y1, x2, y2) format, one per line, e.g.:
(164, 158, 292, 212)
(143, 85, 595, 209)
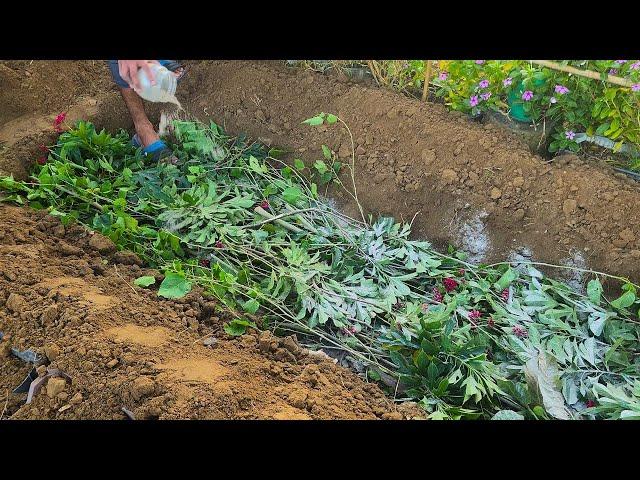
(579, 337, 597, 367)
(524, 351, 572, 420)
(527, 265, 544, 279)
(588, 311, 611, 336)
(587, 279, 603, 305)
(491, 410, 525, 420)
(562, 376, 579, 405)
(620, 410, 640, 419)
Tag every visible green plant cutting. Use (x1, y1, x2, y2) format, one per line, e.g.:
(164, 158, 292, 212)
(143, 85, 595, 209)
(2, 117, 640, 420)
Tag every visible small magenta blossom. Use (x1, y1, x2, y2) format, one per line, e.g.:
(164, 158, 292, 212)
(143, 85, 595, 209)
(522, 90, 533, 101)
(475, 60, 485, 65)
(615, 60, 627, 64)
(439, 71, 448, 81)
(609, 68, 618, 75)
(480, 92, 491, 101)
(503, 77, 513, 87)
(468, 310, 482, 321)
(470, 95, 479, 107)
(432, 287, 443, 303)
(632, 83, 640, 92)
(443, 277, 459, 292)
(512, 325, 528, 338)
(554, 85, 569, 95)
(479, 79, 489, 88)
(565, 130, 576, 140)
(631, 61, 640, 70)
(550, 96, 557, 104)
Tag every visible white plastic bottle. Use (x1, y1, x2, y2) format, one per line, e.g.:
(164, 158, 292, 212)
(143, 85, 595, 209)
(135, 62, 180, 106)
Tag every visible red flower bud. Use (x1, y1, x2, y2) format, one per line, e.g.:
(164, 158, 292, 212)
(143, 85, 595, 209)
(215, 241, 224, 249)
(443, 277, 458, 292)
(260, 199, 270, 210)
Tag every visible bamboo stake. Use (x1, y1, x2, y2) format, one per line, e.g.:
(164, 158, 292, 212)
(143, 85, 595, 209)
(530, 60, 634, 88)
(422, 60, 433, 101)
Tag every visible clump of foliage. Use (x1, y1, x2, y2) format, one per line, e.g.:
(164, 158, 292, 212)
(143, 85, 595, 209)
(2, 118, 640, 420)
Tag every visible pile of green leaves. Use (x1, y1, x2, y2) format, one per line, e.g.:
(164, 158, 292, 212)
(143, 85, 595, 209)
(2, 118, 640, 420)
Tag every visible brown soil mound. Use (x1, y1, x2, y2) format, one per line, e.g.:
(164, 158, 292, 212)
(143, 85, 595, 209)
(0, 205, 422, 420)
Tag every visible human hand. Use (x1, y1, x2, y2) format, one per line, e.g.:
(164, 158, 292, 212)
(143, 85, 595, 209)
(117, 60, 160, 90)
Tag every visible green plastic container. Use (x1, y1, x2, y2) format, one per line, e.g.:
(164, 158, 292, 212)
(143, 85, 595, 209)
(508, 77, 546, 123)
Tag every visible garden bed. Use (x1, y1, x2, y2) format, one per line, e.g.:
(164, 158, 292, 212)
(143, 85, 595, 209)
(0, 204, 420, 420)
(2, 60, 640, 419)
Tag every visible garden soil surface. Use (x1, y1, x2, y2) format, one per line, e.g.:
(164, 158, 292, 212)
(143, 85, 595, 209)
(2, 60, 640, 418)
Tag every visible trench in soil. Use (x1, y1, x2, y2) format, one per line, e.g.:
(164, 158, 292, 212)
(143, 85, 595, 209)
(2, 60, 640, 418)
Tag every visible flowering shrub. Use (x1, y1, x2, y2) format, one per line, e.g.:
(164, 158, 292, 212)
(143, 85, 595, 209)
(431, 60, 640, 160)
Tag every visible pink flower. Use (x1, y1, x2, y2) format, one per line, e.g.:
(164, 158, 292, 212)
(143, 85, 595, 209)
(215, 240, 225, 249)
(470, 95, 479, 107)
(522, 90, 533, 101)
(475, 60, 485, 65)
(501, 289, 509, 302)
(469, 310, 481, 321)
(480, 92, 492, 101)
(487, 317, 495, 328)
(554, 85, 569, 95)
(260, 199, 270, 210)
(615, 60, 627, 64)
(439, 71, 448, 81)
(632, 84, 640, 92)
(586, 400, 596, 408)
(432, 287, 443, 303)
(512, 325, 528, 338)
(443, 278, 458, 292)
(609, 68, 618, 75)
(479, 79, 489, 89)
(631, 61, 640, 70)
(503, 77, 513, 87)
(53, 112, 67, 132)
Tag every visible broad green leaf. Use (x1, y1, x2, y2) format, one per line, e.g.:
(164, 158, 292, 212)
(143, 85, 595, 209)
(302, 115, 324, 126)
(294, 158, 305, 171)
(321, 145, 332, 160)
(242, 298, 260, 314)
(494, 267, 517, 291)
(282, 186, 302, 204)
(314, 160, 329, 175)
(158, 272, 192, 299)
(587, 279, 602, 305)
(524, 351, 572, 420)
(326, 114, 338, 124)
(134, 276, 156, 287)
(491, 410, 525, 420)
(611, 291, 635, 310)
